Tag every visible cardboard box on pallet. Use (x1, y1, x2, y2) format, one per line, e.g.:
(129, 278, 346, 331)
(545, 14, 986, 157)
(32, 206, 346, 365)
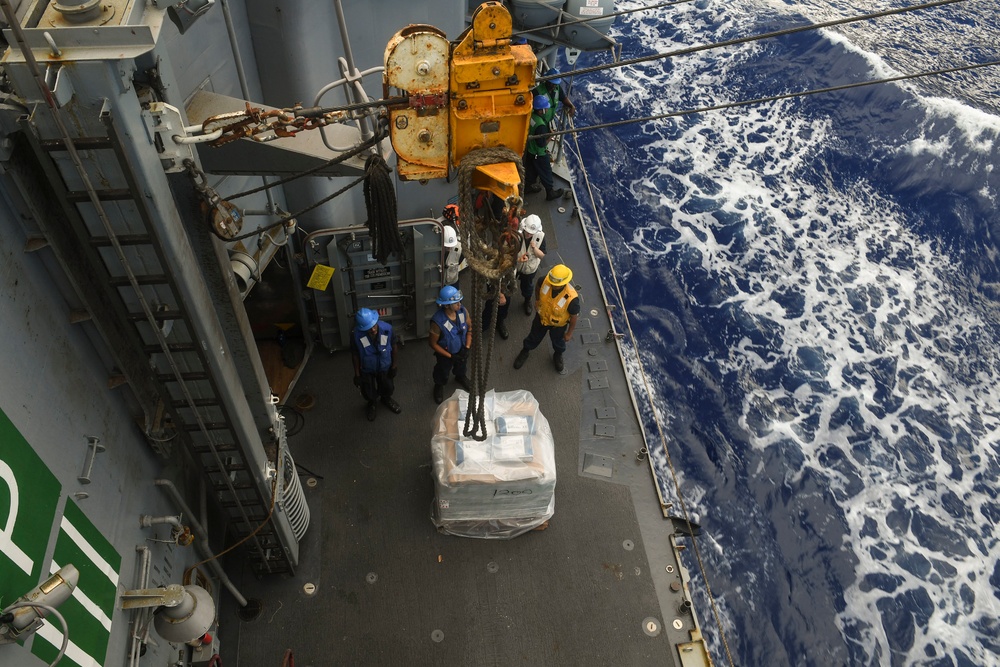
(430, 389, 556, 539)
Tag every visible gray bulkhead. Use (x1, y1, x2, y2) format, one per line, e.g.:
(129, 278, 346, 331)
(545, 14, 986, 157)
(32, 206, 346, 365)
(0, 1, 465, 665)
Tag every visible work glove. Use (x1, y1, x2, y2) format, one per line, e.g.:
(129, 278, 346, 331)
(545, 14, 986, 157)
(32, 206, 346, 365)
(388, 367, 397, 379)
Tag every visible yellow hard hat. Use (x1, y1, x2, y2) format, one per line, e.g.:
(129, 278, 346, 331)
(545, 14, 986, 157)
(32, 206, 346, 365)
(545, 264, 572, 287)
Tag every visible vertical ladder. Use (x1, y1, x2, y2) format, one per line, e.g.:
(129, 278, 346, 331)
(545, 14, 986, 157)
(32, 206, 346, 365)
(15, 106, 295, 575)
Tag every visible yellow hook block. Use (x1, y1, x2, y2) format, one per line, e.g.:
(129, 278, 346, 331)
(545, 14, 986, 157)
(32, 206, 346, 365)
(471, 162, 521, 200)
(449, 2, 535, 169)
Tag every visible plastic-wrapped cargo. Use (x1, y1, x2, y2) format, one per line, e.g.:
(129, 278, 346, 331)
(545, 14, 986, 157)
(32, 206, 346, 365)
(430, 389, 556, 539)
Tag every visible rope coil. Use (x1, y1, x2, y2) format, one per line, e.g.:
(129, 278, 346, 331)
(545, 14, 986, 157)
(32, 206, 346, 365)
(455, 147, 524, 440)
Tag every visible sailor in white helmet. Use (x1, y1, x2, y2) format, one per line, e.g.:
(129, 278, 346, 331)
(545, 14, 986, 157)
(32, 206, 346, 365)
(442, 225, 463, 287)
(515, 214, 547, 315)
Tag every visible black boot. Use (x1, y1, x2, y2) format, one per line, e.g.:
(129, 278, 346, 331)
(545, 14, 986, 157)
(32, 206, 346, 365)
(497, 321, 509, 340)
(545, 187, 565, 201)
(523, 299, 532, 316)
(381, 396, 402, 414)
(456, 375, 472, 392)
(366, 401, 376, 422)
(513, 348, 530, 370)
(553, 352, 564, 373)
(433, 384, 444, 404)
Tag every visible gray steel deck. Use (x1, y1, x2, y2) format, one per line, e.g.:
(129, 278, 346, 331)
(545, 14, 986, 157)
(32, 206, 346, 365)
(219, 182, 697, 666)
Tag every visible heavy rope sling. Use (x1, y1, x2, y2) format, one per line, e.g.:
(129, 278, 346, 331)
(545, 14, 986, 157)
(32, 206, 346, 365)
(363, 153, 402, 264)
(456, 146, 524, 440)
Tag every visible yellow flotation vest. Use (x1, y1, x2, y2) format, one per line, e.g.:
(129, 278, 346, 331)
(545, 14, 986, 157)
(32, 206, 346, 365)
(537, 283, 578, 327)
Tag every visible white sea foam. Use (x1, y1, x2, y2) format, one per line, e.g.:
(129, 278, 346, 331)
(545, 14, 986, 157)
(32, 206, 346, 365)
(589, 2, 1000, 665)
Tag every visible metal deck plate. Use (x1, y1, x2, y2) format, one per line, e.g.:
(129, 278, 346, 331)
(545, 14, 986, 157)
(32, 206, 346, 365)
(594, 423, 616, 437)
(588, 359, 608, 372)
(596, 406, 617, 419)
(582, 452, 614, 478)
(589, 376, 610, 389)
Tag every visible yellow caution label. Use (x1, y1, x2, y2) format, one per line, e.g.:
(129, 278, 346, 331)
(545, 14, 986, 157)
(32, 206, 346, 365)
(307, 264, 335, 290)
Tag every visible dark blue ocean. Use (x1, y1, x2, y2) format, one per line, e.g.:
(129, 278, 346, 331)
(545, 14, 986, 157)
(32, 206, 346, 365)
(565, 1, 1000, 665)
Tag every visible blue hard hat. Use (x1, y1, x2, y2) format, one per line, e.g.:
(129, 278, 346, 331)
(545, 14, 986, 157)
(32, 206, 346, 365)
(436, 285, 464, 305)
(532, 94, 550, 110)
(547, 67, 562, 84)
(511, 35, 528, 45)
(355, 308, 379, 331)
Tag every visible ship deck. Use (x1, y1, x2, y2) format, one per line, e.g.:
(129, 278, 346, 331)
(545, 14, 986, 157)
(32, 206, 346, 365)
(218, 176, 698, 666)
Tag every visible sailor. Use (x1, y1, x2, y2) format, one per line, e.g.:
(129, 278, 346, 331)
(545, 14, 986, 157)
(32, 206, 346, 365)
(351, 308, 401, 421)
(523, 95, 565, 202)
(515, 213, 547, 315)
(512, 264, 579, 373)
(533, 67, 575, 122)
(482, 276, 513, 340)
(442, 225, 462, 287)
(429, 285, 473, 404)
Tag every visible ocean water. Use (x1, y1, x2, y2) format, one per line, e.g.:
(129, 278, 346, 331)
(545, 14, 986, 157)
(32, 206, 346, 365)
(565, 1, 1000, 665)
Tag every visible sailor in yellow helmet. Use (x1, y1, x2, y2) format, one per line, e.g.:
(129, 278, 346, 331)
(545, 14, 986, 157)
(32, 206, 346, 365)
(512, 264, 579, 373)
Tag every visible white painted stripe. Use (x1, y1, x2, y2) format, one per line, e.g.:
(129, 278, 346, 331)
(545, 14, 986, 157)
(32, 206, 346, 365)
(58, 516, 119, 586)
(0, 460, 34, 575)
(35, 618, 102, 667)
(50, 560, 113, 631)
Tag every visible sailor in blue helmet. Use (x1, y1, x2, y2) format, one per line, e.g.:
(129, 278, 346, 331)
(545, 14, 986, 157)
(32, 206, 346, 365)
(428, 285, 472, 404)
(523, 94, 565, 202)
(533, 67, 575, 124)
(351, 308, 401, 421)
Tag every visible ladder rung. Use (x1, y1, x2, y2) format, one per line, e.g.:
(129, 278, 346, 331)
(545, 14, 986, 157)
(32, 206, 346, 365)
(157, 371, 208, 382)
(129, 309, 182, 321)
(91, 234, 153, 247)
(67, 189, 133, 202)
(109, 274, 168, 287)
(40, 136, 113, 151)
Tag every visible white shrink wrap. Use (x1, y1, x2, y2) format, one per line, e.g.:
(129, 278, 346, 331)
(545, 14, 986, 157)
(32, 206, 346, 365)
(430, 389, 556, 539)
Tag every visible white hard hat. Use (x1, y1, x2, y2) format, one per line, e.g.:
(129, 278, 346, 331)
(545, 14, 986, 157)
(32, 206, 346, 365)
(443, 226, 459, 248)
(519, 214, 542, 236)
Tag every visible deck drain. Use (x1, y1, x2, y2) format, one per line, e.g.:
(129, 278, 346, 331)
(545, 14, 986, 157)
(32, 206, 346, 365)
(303, 583, 316, 596)
(306, 477, 318, 488)
(623, 539, 634, 551)
(293, 393, 315, 410)
(486, 561, 499, 573)
(366, 572, 378, 584)
(672, 619, 684, 630)
(431, 629, 445, 643)
(237, 598, 264, 622)
(643, 617, 662, 637)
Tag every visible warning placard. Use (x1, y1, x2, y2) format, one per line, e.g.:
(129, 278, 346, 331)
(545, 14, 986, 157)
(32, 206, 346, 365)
(307, 264, 335, 290)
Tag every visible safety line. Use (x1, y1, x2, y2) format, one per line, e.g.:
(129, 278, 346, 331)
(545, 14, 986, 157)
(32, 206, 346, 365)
(539, 58, 1000, 140)
(537, 0, 971, 83)
(565, 122, 737, 667)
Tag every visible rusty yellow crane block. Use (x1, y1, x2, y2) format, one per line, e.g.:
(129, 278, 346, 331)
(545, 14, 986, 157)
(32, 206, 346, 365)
(384, 25, 452, 181)
(384, 2, 535, 194)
